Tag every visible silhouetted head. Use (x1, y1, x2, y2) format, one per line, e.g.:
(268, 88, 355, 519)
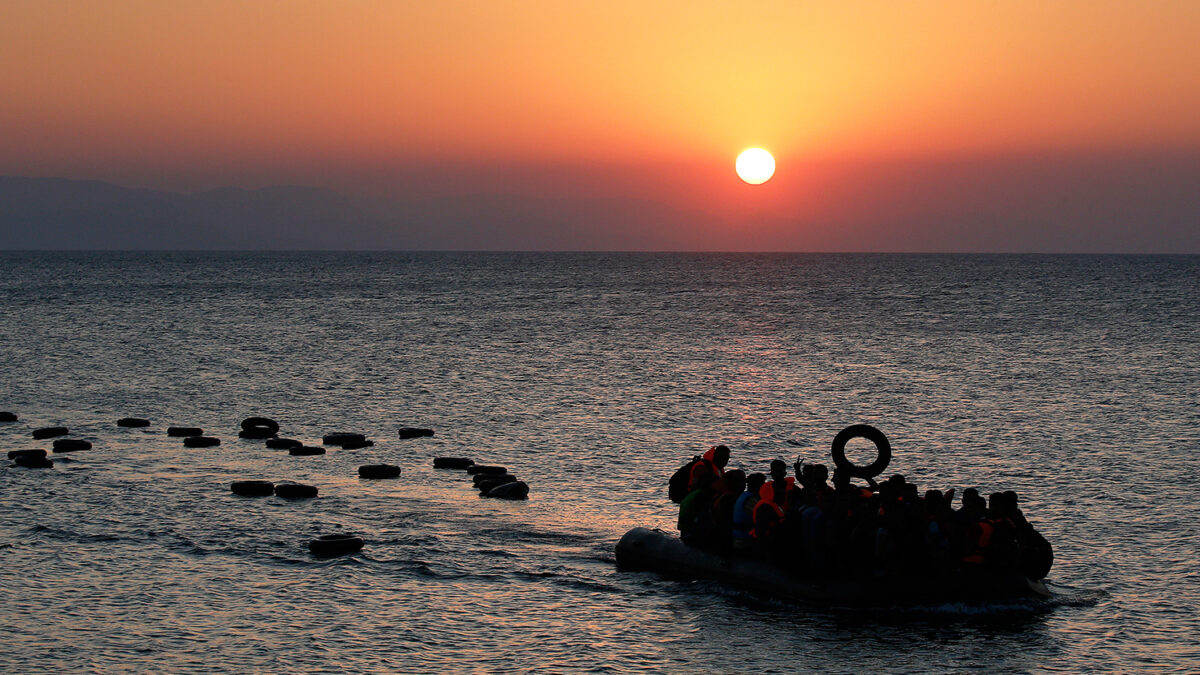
(1003, 490, 1018, 507)
(746, 472, 766, 495)
(810, 463, 828, 484)
(962, 487, 979, 507)
(879, 482, 897, 502)
(888, 474, 906, 487)
(769, 459, 787, 481)
(723, 469, 746, 495)
(832, 469, 851, 491)
(925, 489, 943, 508)
(988, 492, 1005, 516)
(713, 445, 731, 469)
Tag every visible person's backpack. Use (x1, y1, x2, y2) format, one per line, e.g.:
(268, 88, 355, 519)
(668, 455, 702, 503)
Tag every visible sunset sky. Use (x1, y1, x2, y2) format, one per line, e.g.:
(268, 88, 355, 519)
(2, 1, 1198, 251)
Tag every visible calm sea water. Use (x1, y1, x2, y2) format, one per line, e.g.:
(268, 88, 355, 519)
(1, 252, 1197, 673)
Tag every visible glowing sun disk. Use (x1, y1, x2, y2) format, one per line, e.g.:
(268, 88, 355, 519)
(736, 148, 775, 184)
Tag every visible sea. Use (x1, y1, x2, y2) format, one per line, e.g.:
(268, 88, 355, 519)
(1, 252, 1197, 673)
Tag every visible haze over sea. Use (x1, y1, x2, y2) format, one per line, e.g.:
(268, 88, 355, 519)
(1, 252, 1197, 673)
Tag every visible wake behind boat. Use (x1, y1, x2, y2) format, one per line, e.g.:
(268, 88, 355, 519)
(616, 425, 1054, 606)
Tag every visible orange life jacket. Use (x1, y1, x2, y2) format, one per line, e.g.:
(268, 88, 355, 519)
(752, 483, 785, 539)
(962, 520, 995, 564)
(687, 446, 725, 492)
(768, 476, 797, 511)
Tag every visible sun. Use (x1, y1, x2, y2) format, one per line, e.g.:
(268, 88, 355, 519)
(736, 148, 775, 185)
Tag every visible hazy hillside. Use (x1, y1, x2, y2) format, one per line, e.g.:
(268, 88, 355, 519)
(0, 177, 376, 249)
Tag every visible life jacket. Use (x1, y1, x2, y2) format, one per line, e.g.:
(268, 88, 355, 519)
(768, 476, 797, 512)
(687, 447, 725, 492)
(752, 483, 785, 539)
(731, 491, 758, 542)
(962, 520, 995, 564)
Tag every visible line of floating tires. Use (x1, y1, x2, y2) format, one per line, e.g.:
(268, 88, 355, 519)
(435, 456, 530, 500)
(3, 415, 467, 556)
(229, 480, 317, 500)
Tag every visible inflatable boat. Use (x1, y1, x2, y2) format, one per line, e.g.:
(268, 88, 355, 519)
(616, 527, 1051, 606)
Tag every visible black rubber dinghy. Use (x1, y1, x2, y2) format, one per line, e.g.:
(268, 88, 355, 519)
(615, 528, 1050, 606)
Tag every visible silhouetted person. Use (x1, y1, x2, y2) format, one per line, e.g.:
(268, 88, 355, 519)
(732, 472, 766, 552)
(707, 470, 746, 551)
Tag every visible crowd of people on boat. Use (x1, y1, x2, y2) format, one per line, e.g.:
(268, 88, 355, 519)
(671, 445, 1053, 580)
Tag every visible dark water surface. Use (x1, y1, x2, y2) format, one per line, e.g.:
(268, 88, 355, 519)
(1, 252, 1197, 673)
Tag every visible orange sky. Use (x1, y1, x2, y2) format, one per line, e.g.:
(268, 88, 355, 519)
(3, 0, 1198, 170)
(2, 1, 1198, 251)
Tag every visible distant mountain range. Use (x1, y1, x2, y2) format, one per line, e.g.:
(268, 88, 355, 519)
(3, 162, 1198, 252)
(0, 175, 709, 250)
(0, 176, 374, 249)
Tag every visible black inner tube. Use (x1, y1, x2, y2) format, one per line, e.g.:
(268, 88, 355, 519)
(241, 417, 280, 434)
(830, 424, 892, 479)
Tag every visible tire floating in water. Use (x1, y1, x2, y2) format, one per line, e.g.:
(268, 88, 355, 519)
(231, 480, 275, 497)
(830, 424, 892, 479)
(9, 449, 47, 460)
(238, 427, 276, 439)
(116, 417, 150, 428)
(484, 481, 529, 500)
(433, 457, 474, 470)
(290, 446, 326, 456)
(322, 433, 365, 447)
(358, 464, 401, 479)
(52, 439, 92, 453)
(265, 438, 302, 450)
(473, 473, 516, 488)
(340, 439, 374, 450)
(466, 465, 507, 475)
(308, 534, 364, 557)
(0, 412, 19, 422)
(475, 473, 518, 487)
(14, 455, 53, 469)
(167, 427, 203, 437)
(32, 427, 68, 440)
(240, 417, 280, 434)
(274, 483, 318, 499)
(184, 436, 220, 448)
(398, 427, 434, 439)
